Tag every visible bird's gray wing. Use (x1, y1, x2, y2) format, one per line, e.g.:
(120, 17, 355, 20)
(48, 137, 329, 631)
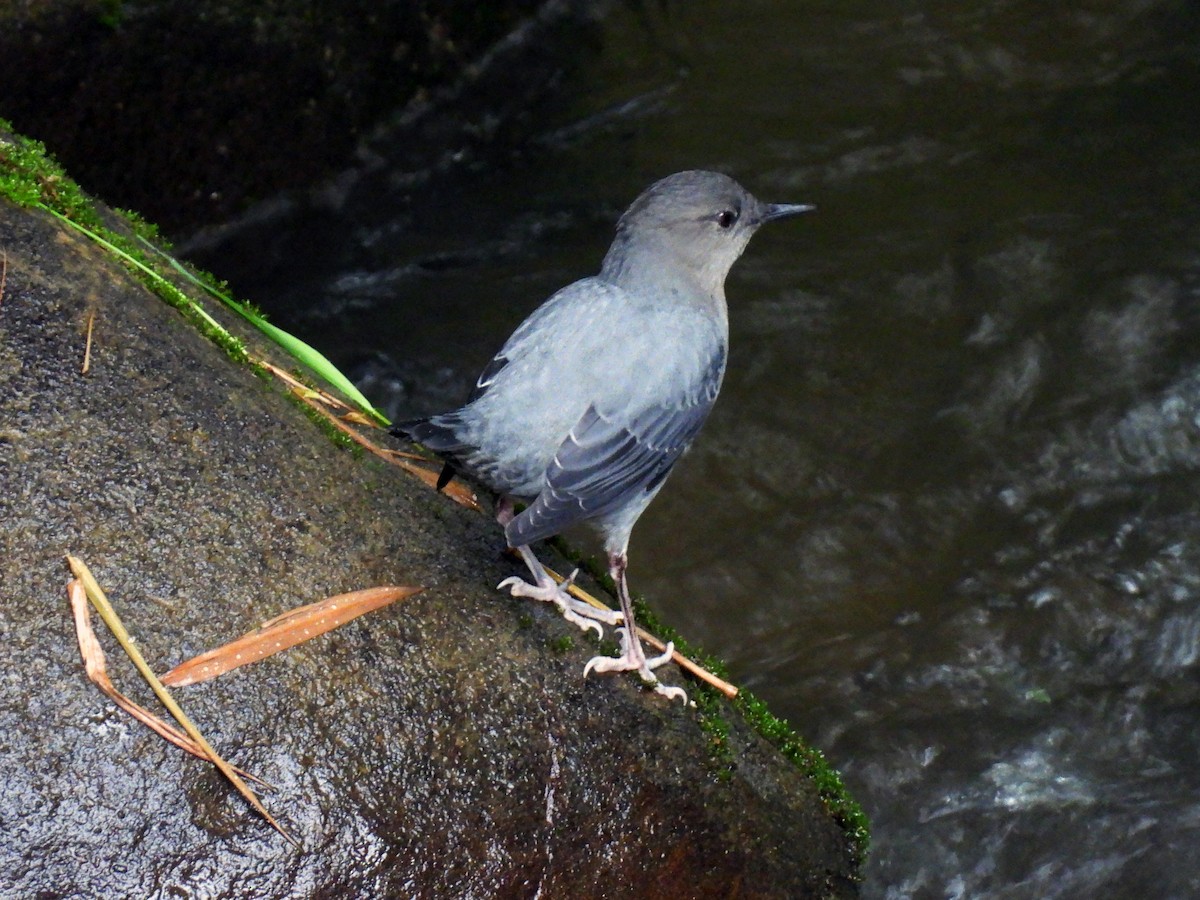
(505, 348, 724, 548)
(465, 279, 608, 404)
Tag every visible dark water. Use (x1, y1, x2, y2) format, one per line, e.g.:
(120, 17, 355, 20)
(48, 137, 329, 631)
(195, 2, 1200, 896)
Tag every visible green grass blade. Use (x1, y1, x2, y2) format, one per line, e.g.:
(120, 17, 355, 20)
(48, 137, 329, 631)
(45, 202, 389, 425)
(142, 239, 390, 426)
(38, 205, 237, 343)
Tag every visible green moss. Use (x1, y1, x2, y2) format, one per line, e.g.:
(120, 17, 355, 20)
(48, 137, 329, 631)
(296, 398, 358, 454)
(0, 160, 40, 206)
(548, 634, 574, 654)
(115, 206, 170, 248)
(693, 685, 735, 778)
(0, 125, 101, 224)
(0, 120, 252, 365)
(249, 359, 274, 383)
(737, 689, 870, 866)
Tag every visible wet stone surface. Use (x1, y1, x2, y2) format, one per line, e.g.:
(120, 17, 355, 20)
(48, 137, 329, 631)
(0, 199, 859, 895)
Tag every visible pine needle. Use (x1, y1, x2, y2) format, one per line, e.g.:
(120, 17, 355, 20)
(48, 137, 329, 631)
(65, 555, 298, 847)
(82, 308, 95, 374)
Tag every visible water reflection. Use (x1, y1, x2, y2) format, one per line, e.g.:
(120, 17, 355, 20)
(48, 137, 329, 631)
(193, 1, 1200, 895)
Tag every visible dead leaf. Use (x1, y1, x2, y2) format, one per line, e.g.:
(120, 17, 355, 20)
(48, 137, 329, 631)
(257, 359, 349, 413)
(340, 410, 376, 426)
(162, 585, 422, 687)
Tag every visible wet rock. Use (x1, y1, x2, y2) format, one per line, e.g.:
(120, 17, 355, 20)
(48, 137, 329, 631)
(0, 191, 860, 894)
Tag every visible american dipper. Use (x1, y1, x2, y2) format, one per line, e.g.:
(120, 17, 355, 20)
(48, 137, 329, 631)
(394, 170, 811, 701)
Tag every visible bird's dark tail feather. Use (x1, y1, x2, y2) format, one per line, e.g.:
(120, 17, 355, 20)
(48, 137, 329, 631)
(393, 410, 478, 450)
(390, 415, 468, 492)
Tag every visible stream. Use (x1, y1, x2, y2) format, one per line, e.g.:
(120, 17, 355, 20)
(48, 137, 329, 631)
(190, 2, 1200, 896)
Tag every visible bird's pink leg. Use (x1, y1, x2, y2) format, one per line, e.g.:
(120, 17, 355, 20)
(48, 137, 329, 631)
(494, 499, 620, 636)
(583, 552, 687, 703)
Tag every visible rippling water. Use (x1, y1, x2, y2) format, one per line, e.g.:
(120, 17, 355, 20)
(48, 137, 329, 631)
(194, 1, 1200, 895)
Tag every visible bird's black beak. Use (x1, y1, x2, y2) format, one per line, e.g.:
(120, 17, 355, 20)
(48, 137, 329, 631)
(757, 202, 815, 224)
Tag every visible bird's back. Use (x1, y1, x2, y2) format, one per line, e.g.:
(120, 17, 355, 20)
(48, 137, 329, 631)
(420, 275, 727, 509)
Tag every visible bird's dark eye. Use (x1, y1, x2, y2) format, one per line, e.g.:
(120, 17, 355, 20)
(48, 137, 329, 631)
(716, 209, 738, 229)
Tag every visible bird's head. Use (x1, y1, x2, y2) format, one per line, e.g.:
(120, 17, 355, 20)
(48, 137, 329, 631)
(602, 170, 812, 295)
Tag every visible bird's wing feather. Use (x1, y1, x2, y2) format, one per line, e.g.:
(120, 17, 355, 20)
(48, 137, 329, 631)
(505, 347, 724, 547)
(467, 353, 509, 402)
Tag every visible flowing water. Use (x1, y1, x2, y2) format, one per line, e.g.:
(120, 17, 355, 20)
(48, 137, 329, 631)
(191, 2, 1200, 895)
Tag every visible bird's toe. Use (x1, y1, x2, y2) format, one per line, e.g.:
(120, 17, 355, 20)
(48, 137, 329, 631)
(583, 651, 636, 678)
(498, 572, 617, 635)
(652, 682, 689, 704)
(645, 640, 675, 671)
(497, 574, 541, 597)
(562, 608, 605, 639)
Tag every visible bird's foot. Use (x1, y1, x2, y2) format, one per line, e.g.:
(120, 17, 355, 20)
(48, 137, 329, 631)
(498, 568, 621, 638)
(583, 628, 688, 703)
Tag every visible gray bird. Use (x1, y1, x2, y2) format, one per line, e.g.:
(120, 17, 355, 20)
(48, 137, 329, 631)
(394, 170, 811, 701)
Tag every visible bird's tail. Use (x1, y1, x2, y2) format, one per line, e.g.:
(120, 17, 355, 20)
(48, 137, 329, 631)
(390, 414, 469, 491)
(390, 413, 466, 452)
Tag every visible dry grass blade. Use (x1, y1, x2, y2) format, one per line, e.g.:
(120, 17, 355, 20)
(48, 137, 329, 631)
(68, 579, 272, 788)
(253, 358, 481, 510)
(541, 563, 739, 699)
(340, 410, 376, 426)
(258, 359, 350, 413)
(0, 247, 7, 307)
(384, 448, 433, 463)
(65, 555, 298, 847)
(162, 585, 422, 687)
(255, 359, 481, 511)
(82, 308, 95, 375)
(301, 397, 480, 511)
(380, 448, 482, 510)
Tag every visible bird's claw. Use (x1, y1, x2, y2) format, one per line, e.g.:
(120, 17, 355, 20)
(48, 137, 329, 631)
(496, 574, 539, 597)
(653, 682, 689, 703)
(497, 569, 616, 638)
(644, 641, 676, 670)
(583, 633, 688, 703)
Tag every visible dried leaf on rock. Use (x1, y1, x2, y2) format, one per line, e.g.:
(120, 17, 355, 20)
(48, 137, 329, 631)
(68, 579, 271, 787)
(162, 585, 422, 687)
